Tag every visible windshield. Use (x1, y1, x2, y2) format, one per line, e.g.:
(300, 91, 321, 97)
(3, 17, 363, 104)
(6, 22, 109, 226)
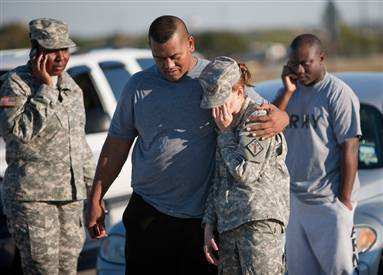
(359, 104, 383, 169)
(99, 61, 131, 100)
(137, 58, 154, 70)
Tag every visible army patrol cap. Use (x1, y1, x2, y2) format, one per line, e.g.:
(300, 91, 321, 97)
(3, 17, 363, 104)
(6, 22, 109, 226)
(199, 56, 241, 109)
(29, 18, 76, 50)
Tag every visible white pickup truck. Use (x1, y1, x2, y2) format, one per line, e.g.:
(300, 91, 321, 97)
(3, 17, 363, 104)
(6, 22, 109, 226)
(0, 47, 154, 272)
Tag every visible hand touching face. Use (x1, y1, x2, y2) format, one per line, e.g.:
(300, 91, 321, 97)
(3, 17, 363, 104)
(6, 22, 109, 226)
(212, 102, 234, 132)
(31, 48, 69, 86)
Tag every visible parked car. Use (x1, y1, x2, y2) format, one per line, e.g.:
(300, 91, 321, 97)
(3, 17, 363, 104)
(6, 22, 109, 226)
(0, 47, 154, 273)
(97, 72, 383, 275)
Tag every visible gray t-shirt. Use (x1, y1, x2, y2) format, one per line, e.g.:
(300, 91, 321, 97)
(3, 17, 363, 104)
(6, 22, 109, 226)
(109, 57, 266, 218)
(279, 72, 361, 204)
(109, 58, 214, 218)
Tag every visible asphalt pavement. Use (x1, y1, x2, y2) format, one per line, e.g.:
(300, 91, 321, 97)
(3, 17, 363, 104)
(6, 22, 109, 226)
(78, 269, 96, 275)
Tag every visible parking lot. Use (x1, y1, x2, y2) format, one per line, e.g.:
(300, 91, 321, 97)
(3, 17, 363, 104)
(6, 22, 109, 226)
(78, 269, 96, 275)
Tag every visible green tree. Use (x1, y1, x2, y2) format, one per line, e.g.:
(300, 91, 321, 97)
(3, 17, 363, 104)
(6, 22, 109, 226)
(322, 0, 341, 54)
(194, 31, 250, 59)
(0, 22, 30, 50)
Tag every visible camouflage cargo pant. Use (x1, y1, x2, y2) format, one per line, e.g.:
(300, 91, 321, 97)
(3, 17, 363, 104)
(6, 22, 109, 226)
(6, 200, 85, 275)
(219, 219, 285, 275)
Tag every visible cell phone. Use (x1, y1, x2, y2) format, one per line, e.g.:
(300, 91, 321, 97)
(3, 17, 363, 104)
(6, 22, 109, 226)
(91, 224, 101, 236)
(29, 40, 42, 59)
(286, 63, 298, 80)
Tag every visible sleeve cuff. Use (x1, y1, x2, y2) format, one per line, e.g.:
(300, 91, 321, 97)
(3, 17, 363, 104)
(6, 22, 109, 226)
(337, 131, 363, 144)
(202, 214, 217, 227)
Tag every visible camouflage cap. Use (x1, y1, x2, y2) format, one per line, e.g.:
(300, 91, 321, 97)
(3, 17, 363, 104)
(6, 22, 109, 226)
(29, 18, 76, 50)
(199, 56, 241, 109)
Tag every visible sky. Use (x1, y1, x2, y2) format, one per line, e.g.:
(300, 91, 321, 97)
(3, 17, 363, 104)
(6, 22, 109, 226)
(1, 0, 382, 38)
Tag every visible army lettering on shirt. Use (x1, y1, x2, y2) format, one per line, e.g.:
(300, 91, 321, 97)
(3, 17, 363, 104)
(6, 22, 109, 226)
(288, 113, 321, 128)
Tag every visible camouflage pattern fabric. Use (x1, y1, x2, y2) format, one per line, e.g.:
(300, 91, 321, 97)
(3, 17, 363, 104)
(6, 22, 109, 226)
(219, 219, 285, 275)
(7, 200, 85, 275)
(203, 97, 290, 233)
(199, 56, 241, 109)
(0, 63, 95, 206)
(29, 18, 76, 50)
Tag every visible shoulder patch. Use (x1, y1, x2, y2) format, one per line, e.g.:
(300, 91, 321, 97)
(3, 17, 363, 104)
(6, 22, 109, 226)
(239, 135, 270, 162)
(244, 138, 264, 158)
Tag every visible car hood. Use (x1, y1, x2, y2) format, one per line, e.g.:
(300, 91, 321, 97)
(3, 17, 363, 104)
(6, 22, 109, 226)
(358, 168, 383, 203)
(355, 191, 383, 227)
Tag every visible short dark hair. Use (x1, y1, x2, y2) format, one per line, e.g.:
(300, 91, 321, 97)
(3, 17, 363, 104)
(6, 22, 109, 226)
(148, 15, 190, 44)
(290, 33, 323, 53)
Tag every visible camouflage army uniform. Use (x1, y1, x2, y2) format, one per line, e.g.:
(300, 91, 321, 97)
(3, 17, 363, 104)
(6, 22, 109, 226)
(0, 63, 95, 275)
(0, 18, 95, 275)
(203, 97, 290, 275)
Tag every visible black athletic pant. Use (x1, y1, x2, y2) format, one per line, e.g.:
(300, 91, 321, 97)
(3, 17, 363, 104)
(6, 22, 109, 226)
(123, 192, 217, 275)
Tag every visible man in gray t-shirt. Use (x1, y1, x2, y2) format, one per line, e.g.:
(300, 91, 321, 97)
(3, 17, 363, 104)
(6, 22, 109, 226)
(275, 34, 361, 275)
(86, 15, 289, 275)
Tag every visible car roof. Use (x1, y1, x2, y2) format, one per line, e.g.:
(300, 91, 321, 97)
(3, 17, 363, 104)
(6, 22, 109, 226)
(70, 47, 152, 62)
(0, 47, 153, 71)
(0, 48, 30, 70)
(254, 72, 383, 112)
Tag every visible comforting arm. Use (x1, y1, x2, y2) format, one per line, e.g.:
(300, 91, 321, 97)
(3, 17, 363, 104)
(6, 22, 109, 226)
(245, 103, 289, 139)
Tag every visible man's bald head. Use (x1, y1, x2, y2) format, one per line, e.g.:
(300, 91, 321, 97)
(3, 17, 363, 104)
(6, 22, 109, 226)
(287, 33, 326, 86)
(290, 33, 324, 55)
(148, 15, 190, 44)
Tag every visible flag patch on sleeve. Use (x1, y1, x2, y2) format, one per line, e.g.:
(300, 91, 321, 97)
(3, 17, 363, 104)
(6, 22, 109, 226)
(0, 96, 17, 107)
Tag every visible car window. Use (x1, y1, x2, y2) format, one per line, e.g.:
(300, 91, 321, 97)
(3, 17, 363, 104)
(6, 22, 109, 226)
(0, 70, 9, 77)
(99, 61, 131, 100)
(136, 58, 154, 70)
(359, 103, 383, 169)
(67, 65, 110, 134)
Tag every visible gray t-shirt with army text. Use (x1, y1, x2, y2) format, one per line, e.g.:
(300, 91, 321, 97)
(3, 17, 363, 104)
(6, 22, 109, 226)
(279, 72, 361, 204)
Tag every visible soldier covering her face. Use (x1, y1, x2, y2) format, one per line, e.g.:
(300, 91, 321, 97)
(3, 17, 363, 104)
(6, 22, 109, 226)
(199, 56, 290, 275)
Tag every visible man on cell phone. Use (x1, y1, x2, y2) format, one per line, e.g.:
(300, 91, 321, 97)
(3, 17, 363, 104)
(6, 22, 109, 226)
(274, 34, 361, 275)
(0, 18, 95, 275)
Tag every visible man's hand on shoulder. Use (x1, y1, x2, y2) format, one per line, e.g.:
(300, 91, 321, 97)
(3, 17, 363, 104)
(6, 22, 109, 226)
(244, 103, 289, 139)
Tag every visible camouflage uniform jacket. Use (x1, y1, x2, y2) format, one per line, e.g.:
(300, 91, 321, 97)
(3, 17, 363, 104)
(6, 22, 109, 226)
(0, 64, 95, 205)
(203, 97, 290, 233)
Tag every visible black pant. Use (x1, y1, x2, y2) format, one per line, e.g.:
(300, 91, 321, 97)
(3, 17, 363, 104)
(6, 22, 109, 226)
(123, 192, 217, 275)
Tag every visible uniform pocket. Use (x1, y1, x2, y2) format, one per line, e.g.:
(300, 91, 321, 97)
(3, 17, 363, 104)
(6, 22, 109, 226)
(245, 220, 283, 235)
(54, 112, 67, 129)
(28, 223, 49, 259)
